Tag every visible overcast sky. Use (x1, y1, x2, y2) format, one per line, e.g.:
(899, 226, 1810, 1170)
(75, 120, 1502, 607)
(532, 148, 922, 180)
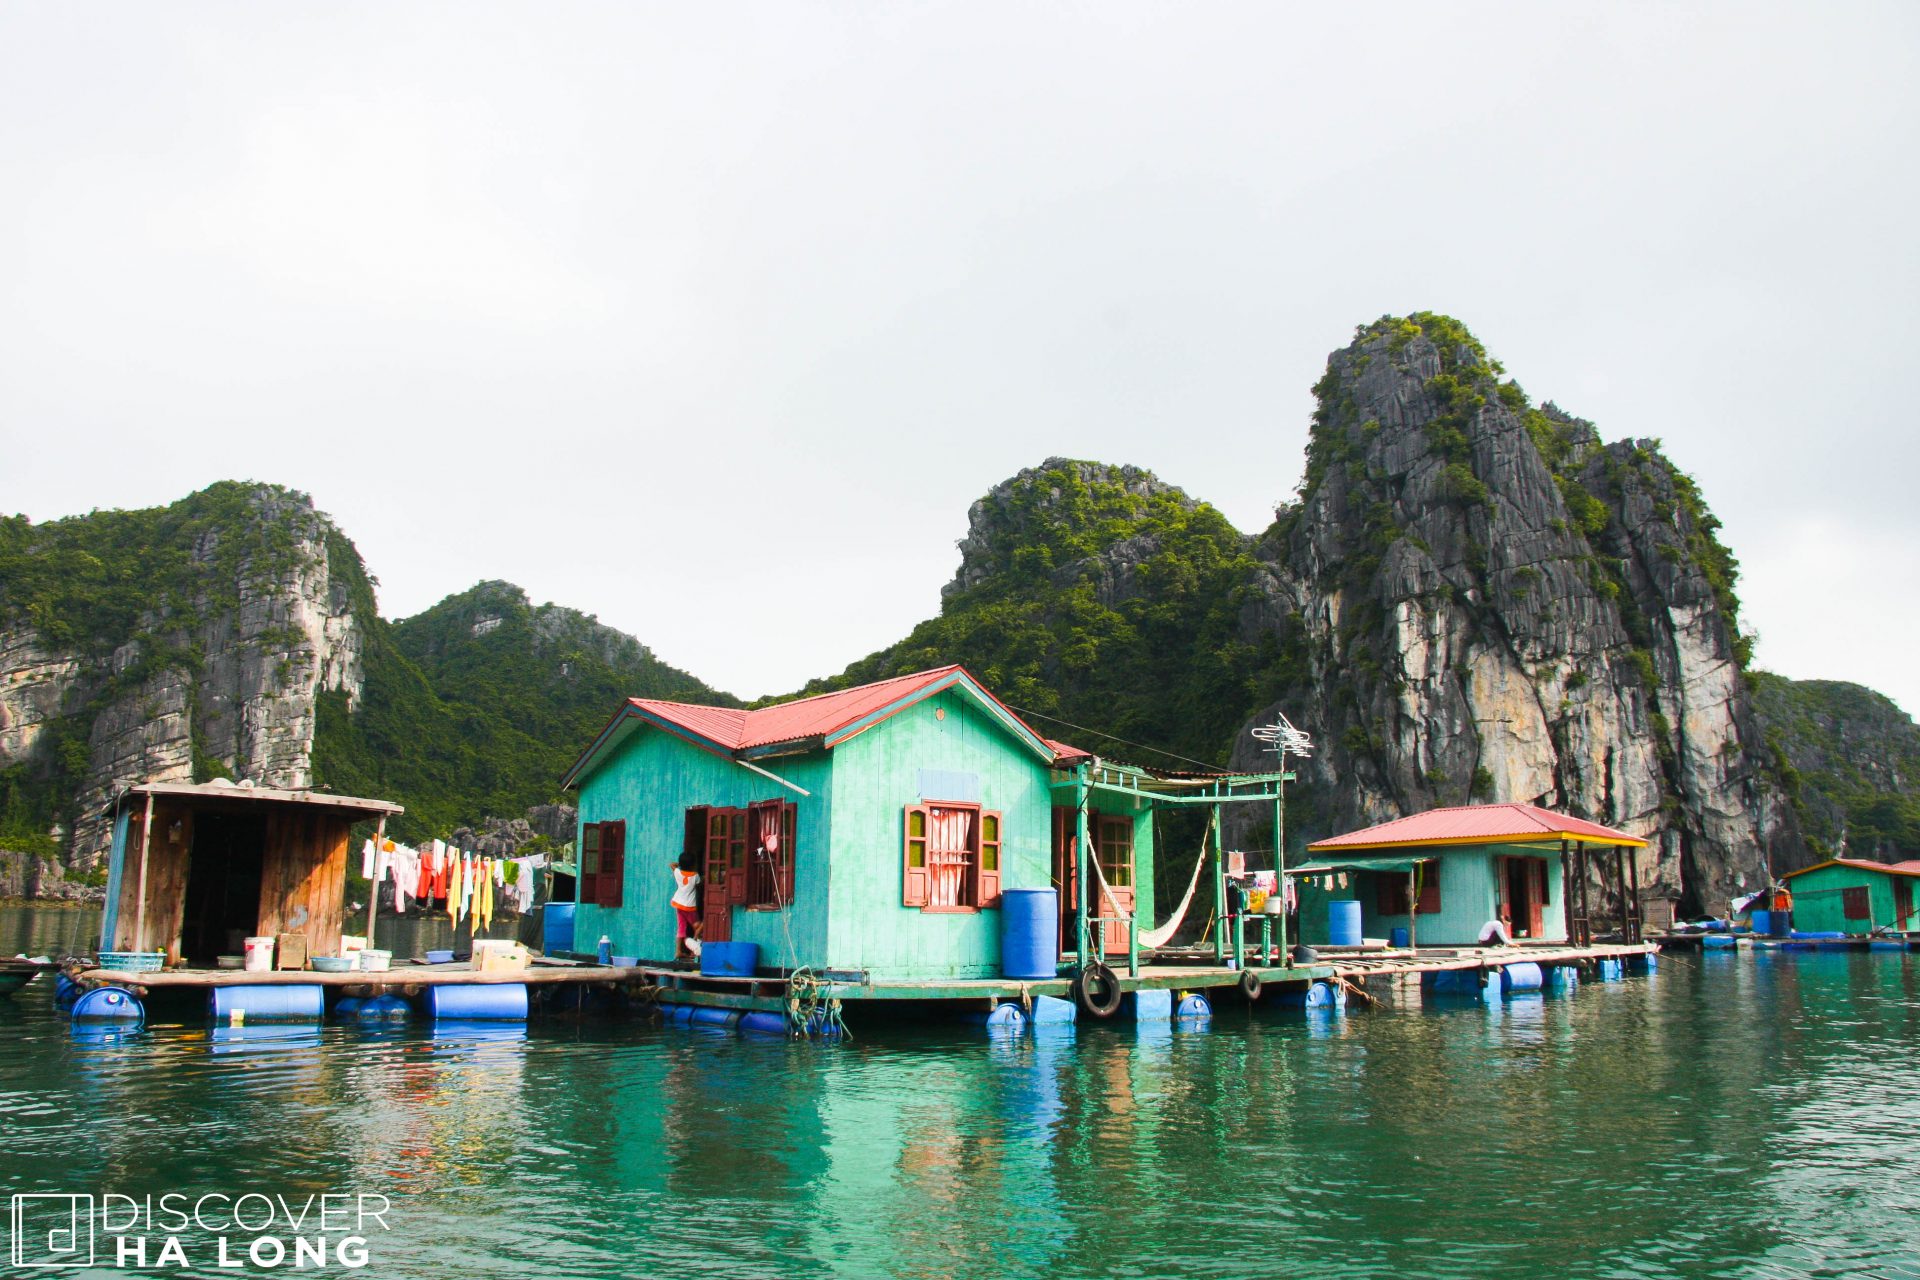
(2, 3, 1915, 715)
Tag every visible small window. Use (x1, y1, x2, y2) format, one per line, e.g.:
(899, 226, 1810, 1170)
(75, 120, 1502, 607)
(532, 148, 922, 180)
(1095, 815, 1133, 888)
(902, 802, 1003, 910)
(745, 800, 797, 910)
(579, 820, 624, 908)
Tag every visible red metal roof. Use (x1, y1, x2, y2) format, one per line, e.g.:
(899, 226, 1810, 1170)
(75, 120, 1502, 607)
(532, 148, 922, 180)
(1307, 802, 1648, 852)
(632, 667, 977, 752)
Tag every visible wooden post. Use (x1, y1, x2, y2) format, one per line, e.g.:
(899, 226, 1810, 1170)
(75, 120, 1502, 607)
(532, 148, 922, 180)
(1626, 843, 1642, 944)
(132, 792, 155, 953)
(1211, 803, 1227, 966)
(1074, 766, 1093, 965)
(1614, 845, 1629, 939)
(1558, 838, 1570, 944)
(1408, 868, 1418, 952)
(364, 815, 387, 952)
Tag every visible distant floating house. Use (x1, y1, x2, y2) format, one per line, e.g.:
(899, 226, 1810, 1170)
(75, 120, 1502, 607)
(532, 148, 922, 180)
(101, 780, 403, 965)
(559, 665, 1162, 980)
(1781, 858, 1920, 935)
(1295, 803, 1650, 948)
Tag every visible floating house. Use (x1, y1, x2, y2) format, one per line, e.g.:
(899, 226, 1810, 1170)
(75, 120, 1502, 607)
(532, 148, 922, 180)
(1780, 858, 1920, 935)
(561, 665, 1174, 981)
(100, 780, 403, 965)
(1295, 803, 1650, 948)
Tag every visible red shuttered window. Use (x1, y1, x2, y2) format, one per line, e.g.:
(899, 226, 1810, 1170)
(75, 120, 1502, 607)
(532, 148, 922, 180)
(745, 799, 798, 909)
(579, 820, 625, 908)
(903, 802, 1003, 910)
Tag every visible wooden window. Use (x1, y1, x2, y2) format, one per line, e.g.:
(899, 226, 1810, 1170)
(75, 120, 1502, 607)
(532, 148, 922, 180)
(902, 802, 1002, 910)
(745, 799, 798, 910)
(1095, 815, 1134, 888)
(1377, 874, 1411, 916)
(1843, 885, 1871, 921)
(1416, 861, 1441, 914)
(579, 820, 624, 908)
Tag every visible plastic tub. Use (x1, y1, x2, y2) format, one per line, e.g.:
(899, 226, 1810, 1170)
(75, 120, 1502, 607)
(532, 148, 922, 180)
(98, 951, 165, 973)
(311, 956, 355, 973)
(1000, 887, 1059, 979)
(1389, 926, 1411, 949)
(1328, 900, 1363, 947)
(215, 955, 245, 970)
(358, 950, 391, 972)
(243, 937, 275, 972)
(425, 949, 455, 965)
(700, 941, 760, 977)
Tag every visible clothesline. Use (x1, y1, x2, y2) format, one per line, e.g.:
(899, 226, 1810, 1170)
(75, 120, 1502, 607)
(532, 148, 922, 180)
(361, 837, 547, 932)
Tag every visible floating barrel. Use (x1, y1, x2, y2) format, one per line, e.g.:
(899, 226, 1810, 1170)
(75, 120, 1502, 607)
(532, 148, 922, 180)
(1548, 966, 1579, 993)
(1792, 931, 1845, 941)
(1595, 958, 1624, 982)
(72, 986, 143, 1022)
(1629, 953, 1658, 974)
(1175, 993, 1212, 1020)
(1328, 900, 1364, 947)
(1750, 910, 1772, 935)
(331, 996, 364, 1018)
(1278, 980, 1341, 1008)
(1000, 888, 1060, 979)
(689, 1006, 741, 1030)
(1870, 940, 1908, 951)
(738, 1011, 791, 1036)
(1500, 963, 1545, 995)
(209, 985, 324, 1023)
(543, 902, 577, 955)
(1703, 935, 1739, 949)
(426, 983, 527, 1021)
(357, 995, 413, 1020)
(1424, 969, 1484, 996)
(1124, 989, 1173, 1021)
(53, 972, 80, 1010)
(661, 1003, 694, 1024)
(1771, 910, 1791, 938)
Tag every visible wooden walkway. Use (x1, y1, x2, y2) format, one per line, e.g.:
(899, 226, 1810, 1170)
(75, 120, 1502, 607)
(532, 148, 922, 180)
(72, 959, 646, 993)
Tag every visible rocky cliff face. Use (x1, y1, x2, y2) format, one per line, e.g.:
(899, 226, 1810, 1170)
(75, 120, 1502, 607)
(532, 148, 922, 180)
(1750, 674, 1920, 859)
(1233, 315, 1797, 910)
(0, 483, 364, 869)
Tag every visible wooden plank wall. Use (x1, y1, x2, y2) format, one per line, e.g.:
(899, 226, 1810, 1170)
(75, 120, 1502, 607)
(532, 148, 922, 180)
(114, 801, 193, 959)
(256, 808, 349, 956)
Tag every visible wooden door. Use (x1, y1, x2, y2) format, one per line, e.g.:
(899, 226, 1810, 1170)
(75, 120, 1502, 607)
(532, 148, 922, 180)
(1102, 886, 1136, 956)
(1052, 806, 1077, 956)
(1895, 879, 1915, 930)
(1526, 858, 1546, 938)
(703, 809, 733, 943)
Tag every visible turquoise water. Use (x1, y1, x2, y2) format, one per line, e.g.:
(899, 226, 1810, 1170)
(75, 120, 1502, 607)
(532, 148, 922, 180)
(3, 910, 1918, 1280)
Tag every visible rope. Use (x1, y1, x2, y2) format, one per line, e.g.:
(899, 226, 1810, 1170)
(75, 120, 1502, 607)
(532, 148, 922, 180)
(784, 966, 851, 1040)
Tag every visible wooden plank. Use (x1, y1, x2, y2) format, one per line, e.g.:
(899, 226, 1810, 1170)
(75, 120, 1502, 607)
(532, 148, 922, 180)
(77, 962, 652, 988)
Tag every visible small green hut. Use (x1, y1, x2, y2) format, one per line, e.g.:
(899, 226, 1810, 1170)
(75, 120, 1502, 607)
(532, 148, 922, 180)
(1781, 858, 1920, 935)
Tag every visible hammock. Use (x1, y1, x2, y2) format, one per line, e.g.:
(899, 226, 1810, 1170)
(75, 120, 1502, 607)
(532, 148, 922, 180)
(1086, 824, 1210, 950)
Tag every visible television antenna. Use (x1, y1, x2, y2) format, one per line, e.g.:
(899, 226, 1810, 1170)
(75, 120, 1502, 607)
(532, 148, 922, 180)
(1251, 712, 1313, 760)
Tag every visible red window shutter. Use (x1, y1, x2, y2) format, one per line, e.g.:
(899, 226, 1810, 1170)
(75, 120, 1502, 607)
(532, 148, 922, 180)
(1843, 885, 1870, 921)
(903, 804, 931, 907)
(1534, 858, 1549, 906)
(779, 802, 797, 905)
(1417, 863, 1442, 915)
(977, 809, 1003, 908)
(580, 822, 602, 907)
(599, 820, 625, 908)
(727, 808, 750, 905)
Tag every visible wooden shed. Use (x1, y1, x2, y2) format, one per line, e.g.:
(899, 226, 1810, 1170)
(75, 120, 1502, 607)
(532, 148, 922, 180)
(1780, 858, 1920, 935)
(99, 781, 403, 965)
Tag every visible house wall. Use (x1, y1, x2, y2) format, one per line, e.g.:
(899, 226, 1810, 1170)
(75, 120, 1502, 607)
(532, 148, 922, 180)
(826, 688, 1055, 980)
(574, 725, 835, 966)
(1787, 865, 1917, 934)
(1296, 846, 1566, 947)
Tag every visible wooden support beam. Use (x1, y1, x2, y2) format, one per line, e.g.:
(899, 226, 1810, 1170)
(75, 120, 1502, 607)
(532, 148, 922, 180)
(133, 792, 154, 953)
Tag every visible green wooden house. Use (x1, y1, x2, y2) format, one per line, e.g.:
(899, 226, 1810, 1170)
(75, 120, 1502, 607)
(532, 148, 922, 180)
(558, 665, 1155, 980)
(1781, 858, 1920, 935)
(1294, 803, 1649, 948)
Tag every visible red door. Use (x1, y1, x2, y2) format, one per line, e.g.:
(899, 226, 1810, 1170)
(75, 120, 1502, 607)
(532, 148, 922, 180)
(703, 809, 733, 943)
(1895, 879, 1915, 930)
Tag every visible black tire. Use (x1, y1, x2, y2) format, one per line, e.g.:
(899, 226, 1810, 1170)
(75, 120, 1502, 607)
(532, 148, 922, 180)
(1073, 962, 1123, 1018)
(1238, 968, 1262, 1000)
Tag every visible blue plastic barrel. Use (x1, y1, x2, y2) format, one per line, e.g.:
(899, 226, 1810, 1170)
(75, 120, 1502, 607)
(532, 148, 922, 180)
(72, 986, 143, 1021)
(1389, 926, 1410, 949)
(426, 983, 528, 1021)
(700, 941, 760, 977)
(689, 1006, 741, 1029)
(1175, 993, 1212, 1020)
(1500, 962, 1544, 994)
(357, 994, 412, 1020)
(1772, 909, 1791, 938)
(739, 1011, 791, 1036)
(1328, 900, 1363, 947)
(1749, 909, 1771, 935)
(1000, 887, 1059, 978)
(209, 985, 325, 1022)
(543, 902, 576, 955)
(331, 996, 364, 1019)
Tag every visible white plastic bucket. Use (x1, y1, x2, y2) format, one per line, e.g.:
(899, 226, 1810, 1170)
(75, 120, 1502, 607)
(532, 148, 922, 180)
(358, 949, 391, 972)
(243, 937, 275, 972)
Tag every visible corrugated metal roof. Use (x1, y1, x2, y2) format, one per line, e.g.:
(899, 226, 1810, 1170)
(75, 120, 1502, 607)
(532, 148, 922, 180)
(118, 780, 403, 817)
(1307, 802, 1647, 852)
(1783, 857, 1920, 881)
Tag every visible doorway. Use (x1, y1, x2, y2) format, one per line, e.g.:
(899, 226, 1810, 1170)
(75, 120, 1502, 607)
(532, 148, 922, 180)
(1499, 855, 1548, 940)
(178, 811, 267, 964)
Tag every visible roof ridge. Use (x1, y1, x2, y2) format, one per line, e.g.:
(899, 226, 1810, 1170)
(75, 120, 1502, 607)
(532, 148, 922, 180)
(633, 664, 962, 716)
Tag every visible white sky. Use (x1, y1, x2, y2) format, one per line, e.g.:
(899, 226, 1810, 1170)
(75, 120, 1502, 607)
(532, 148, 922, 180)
(2, 4, 1915, 713)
